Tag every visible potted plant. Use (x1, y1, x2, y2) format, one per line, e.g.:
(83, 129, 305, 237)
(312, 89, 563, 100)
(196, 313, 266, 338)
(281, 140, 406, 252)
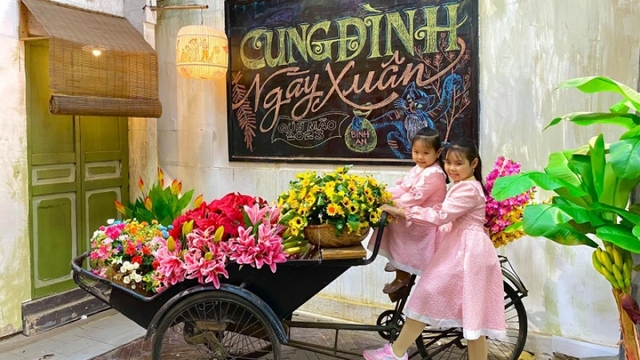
(491, 76, 640, 358)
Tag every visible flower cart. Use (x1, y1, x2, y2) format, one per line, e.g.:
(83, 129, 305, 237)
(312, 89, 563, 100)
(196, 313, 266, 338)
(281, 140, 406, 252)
(72, 211, 529, 360)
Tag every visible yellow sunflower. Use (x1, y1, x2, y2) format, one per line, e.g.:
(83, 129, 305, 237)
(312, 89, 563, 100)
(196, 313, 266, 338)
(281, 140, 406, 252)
(326, 203, 344, 217)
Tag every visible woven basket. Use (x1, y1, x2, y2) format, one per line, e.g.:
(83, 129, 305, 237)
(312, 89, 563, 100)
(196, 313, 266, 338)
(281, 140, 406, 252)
(304, 223, 370, 248)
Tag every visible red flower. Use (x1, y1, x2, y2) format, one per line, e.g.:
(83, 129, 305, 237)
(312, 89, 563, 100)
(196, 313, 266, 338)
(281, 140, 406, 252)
(152, 259, 160, 270)
(131, 255, 143, 265)
(125, 244, 137, 256)
(170, 192, 265, 242)
(142, 246, 151, 256)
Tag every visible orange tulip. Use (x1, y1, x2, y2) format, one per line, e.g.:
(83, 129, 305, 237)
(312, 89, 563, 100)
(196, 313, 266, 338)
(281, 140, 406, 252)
(157, 167, 165, 187)
(138, 177, 144, 192)
(114, 200, 125, 214)
(194, 194, 204, 208)
(171, 179, 180, 194)
(144, 196, 153, 211)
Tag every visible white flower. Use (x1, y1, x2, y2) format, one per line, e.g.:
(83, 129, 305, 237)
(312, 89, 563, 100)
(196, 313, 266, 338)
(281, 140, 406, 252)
(132, 262, 140, 270)
(92, 230, 105, 238)
(132, 273, 142, 283)
(118, 235, 127, 241)
(121, 261, 133, 272)
(107, 219, 115, 225)
(123, 275, 131, 284)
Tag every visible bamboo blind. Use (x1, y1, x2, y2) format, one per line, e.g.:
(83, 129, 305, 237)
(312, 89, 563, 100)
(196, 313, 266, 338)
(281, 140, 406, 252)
(22, 0, 162, 118)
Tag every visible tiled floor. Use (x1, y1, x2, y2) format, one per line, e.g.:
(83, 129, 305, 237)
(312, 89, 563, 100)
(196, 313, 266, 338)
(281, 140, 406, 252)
(0, 309, 144, 360)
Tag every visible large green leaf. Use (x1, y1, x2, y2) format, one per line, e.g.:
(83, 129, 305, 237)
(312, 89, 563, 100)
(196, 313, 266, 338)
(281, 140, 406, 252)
(545, 151, 581, 187)
(522, 204, 597, 247)
(554, 203, 606, 227)
(610, 99, 633, 113)
(596, 225, 640, 253)
(590, 134, 606, 200)
(558, 76, 640, 112)
(621, 125, 640, 140)
(600, 162, 640, 210)
(492, 172, 587, 201)
(610, 137, 640, 179)
(545, 112, 640, 131)
(566, 154, 596, 203)
(590, 202, 640, 226)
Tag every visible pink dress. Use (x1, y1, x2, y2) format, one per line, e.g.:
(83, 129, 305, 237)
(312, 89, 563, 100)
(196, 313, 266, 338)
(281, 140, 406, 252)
(367, 163, 446, 275)
(403, 180, 506, 340)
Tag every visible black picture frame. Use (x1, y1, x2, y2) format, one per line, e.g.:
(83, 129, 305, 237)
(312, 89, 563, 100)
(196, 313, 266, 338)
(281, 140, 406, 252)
(225, 0, 479, 165)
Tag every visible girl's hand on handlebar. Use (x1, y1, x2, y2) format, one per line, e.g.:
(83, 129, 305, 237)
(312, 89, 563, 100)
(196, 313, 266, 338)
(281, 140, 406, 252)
(380, 204, 405, 218)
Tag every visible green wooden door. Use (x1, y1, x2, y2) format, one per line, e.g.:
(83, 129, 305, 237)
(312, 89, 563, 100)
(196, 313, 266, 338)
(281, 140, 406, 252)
(26, 40, 129, 298)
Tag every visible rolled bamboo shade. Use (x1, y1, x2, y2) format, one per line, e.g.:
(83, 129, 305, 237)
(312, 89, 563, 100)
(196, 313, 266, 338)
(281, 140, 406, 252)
(22, 0, 162, 118)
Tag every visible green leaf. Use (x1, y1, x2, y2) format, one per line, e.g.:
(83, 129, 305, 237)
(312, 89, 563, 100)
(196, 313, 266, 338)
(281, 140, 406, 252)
(566, 154, 596, 203)
(544, 112, 640, 131)
(600, 163, 640, 210)
(504, 221, 523, 233)
(633, 226, 640, 238)
(558, 76, 640, 112)
(621, 125, 640, 140)
(590, 134, 606, 200)
(590, 202, 640, 226)
(610, 137, 640, 179)
(492, 172, 586, 201)
(522, 204, 598, 247)
(176, 190, 195, 213)
(609, 99, 632, 113)
(545, 151, 581, 187)
(596, 225, 640, 253)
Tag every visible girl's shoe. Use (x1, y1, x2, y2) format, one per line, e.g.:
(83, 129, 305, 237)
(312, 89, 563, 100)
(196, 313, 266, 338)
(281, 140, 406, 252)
(363, 343, 408, 360)
(384, 263, 396, 272)
(382, 277, 411, 294)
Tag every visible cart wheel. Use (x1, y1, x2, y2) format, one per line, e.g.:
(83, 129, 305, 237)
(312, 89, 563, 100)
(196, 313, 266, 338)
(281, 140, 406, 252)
(376, 309, 405, 341)
(414, 282, 527, 360)
(152, 291, 281, 360)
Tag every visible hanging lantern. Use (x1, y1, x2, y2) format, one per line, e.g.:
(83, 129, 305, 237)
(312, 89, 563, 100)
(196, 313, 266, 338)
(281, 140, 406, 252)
(176, 25, 228, 80)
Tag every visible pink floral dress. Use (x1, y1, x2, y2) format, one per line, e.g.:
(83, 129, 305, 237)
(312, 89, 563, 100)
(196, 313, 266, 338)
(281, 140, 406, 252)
(403, 180, 506, 340)
(367, 163, 446, 275)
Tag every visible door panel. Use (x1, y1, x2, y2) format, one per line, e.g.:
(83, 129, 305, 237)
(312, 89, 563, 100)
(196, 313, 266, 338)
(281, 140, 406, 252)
(79, 116, 129, 254)
(26, 40, 79, 298)
(26, 40, 130, 298)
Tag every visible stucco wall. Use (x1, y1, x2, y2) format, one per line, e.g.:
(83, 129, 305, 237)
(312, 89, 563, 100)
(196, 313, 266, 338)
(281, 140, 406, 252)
(0, 0, 30, 338)
(0, 0, 137, 337)
(481, 0, 639, 349)
(153, 0, 640, 353)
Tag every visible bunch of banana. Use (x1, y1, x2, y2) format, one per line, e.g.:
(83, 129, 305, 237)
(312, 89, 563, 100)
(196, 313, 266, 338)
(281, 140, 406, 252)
(592, 242, 633, 291)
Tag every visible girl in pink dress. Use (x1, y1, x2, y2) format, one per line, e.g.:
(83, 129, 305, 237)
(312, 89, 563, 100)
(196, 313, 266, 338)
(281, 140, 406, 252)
(367, 128, 447, 295)
(364, 139, 506, 360)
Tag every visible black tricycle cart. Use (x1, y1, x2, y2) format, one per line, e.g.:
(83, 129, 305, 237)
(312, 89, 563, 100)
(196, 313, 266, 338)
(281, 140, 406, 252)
(72, 214, 528, 360)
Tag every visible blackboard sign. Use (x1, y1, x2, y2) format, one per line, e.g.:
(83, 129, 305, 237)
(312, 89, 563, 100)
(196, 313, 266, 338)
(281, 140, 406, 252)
(225, 0, 478, 164)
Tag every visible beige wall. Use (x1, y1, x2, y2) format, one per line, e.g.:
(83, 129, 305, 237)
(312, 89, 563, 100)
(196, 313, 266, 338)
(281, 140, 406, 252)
(0, 0, 153, 337)
(153, 0, 640, 354)
(0, 0, 30, 338)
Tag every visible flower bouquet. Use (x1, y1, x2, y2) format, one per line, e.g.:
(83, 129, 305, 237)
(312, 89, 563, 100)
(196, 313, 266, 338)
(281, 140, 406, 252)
(154, 201, 290, 292)
(485, 156, 535, 247)
(278, 165, 393, 248)
(89, 219, 169, 295)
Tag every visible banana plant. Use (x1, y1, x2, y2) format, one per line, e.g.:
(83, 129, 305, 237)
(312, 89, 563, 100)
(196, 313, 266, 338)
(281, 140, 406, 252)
(491, 76, 640, 360)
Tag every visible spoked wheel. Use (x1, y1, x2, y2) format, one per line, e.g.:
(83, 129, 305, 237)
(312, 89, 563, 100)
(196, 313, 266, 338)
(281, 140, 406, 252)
(376, 309, 405, 341)
(415, 283, 527, 360)
(152, 291, 281, 360)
